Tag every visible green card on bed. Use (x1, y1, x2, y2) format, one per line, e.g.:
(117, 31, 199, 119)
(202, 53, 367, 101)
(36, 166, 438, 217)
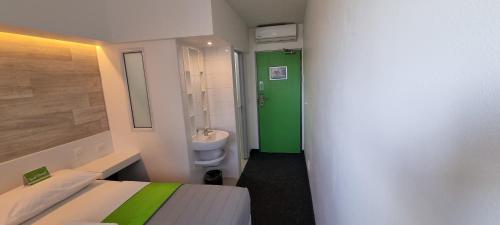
(102, 183, 181, 225)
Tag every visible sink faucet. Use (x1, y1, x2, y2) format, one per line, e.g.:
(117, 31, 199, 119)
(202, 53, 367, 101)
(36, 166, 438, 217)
(203, 128, 213, 136)
(197, 128, 213, 136)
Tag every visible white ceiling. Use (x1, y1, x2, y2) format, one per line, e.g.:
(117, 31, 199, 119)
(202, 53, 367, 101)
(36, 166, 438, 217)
(179, 35, 230, 48)
(225, 0, 307, 27)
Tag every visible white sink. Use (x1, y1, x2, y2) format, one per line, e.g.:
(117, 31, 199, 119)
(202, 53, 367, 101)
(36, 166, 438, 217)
(192, 130, 229, 151)
(192, 130, 229, 163)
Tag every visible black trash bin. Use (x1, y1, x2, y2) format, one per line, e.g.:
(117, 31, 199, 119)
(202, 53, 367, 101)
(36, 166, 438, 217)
(204, 170, 223, 185)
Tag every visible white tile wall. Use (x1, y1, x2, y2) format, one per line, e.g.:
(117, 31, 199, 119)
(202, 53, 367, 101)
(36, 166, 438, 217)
(204, 46, 240, 178)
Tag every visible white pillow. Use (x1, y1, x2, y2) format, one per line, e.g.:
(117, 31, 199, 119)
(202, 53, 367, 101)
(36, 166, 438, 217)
(0, 169, 99, 225)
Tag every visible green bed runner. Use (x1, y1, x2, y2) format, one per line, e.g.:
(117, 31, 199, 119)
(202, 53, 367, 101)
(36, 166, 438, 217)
(102, 183, 182, 225)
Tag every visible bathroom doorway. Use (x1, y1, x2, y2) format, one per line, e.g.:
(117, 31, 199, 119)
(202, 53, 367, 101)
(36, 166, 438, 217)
(233, 51, 249, 172)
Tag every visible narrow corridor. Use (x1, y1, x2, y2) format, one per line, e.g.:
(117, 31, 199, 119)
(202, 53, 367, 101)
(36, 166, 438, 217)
(237, 151, 316, 225)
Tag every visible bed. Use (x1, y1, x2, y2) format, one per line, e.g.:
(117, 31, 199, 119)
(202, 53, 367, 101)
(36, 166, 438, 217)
(19, 180, 251, 225)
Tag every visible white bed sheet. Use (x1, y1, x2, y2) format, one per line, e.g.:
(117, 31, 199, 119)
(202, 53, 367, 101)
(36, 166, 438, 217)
(21, 180, 148, 225)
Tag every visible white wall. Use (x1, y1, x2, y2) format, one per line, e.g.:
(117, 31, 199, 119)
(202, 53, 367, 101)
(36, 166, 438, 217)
(105, 0, 213, 43)
(211, 0, 249, 52)
(204, 46, 240, 178)
(0, 0, 109, 41)
(97, 40, 192, 182)
(303, 0, 500, 225)
(244, 25, 303, 150)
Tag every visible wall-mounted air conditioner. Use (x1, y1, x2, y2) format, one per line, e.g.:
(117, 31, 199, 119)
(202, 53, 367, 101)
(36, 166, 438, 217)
(255, 24, 297, 43)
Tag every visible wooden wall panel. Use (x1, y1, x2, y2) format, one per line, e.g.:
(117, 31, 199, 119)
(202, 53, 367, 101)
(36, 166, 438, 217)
(0, 32, 109, 162)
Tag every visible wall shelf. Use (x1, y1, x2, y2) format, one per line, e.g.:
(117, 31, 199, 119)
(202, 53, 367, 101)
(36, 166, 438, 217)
(180, 46, 210, 135)
(193, 150, 226, 167)
(76, 151, 141, 179)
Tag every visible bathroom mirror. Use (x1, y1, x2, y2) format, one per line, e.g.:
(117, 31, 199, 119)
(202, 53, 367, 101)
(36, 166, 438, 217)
(123, 51, 153, 129)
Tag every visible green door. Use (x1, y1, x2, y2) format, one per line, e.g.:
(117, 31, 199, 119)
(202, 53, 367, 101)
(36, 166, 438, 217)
(257, 50, 302, 153)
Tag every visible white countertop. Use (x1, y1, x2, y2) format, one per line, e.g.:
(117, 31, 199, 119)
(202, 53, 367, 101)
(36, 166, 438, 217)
(76, 151, 141, 179)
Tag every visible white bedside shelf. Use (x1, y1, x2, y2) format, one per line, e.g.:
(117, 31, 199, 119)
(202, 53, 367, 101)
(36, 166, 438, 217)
(76, 151, 141, 179)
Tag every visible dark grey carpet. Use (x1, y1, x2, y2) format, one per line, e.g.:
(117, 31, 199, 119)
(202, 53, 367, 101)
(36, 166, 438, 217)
(237, 150, 316, 225)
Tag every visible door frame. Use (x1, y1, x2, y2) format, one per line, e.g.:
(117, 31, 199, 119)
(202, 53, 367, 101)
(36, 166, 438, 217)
(255, 49, 304, 152)
(232, 50, 250, 162)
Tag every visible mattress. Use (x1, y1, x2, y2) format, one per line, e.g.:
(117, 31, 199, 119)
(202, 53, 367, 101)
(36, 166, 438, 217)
(21, 181, 251, 225)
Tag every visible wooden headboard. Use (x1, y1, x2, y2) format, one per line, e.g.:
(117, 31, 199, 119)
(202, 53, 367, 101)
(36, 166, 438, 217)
(0, 32, 109, 162)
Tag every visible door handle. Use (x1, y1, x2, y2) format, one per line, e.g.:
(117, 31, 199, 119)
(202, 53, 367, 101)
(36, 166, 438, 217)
(258, 94, 267, 107)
